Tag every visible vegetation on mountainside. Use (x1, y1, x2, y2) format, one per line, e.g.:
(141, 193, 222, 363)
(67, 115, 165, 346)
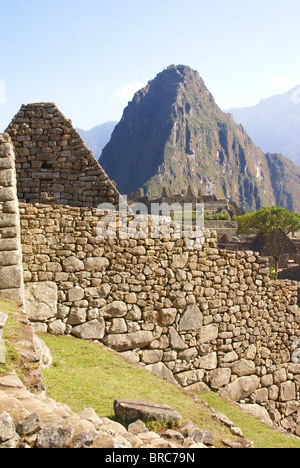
(40, 333, 300, 449)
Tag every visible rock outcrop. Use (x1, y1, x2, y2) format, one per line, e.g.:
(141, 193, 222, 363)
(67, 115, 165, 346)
(0, 373, 256, 449)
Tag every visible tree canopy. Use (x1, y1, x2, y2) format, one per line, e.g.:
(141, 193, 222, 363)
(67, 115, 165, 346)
(236, 206, 300, 278)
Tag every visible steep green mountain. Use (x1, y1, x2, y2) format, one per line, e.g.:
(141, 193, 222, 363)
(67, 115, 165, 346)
(100, 65, 300, 213)
(265, 152, 300, 212)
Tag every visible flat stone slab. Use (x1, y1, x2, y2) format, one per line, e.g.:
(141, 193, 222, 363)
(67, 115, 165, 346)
(114, 400, 182, 425)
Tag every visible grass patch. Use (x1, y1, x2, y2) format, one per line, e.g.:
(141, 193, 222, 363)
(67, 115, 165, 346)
(0, 299, 20, 375)
(39, 334, 237, 447)
(199, 392, 300, 449)
(40, 334, 300, 448)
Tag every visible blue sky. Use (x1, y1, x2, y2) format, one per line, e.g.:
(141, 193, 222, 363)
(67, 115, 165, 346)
(1, 0, 300, 130)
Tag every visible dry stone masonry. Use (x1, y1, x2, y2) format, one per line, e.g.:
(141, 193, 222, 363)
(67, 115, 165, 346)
(0, 103, 300, 439)
(5, 103, 120, 208)
(0, 134, 25, 302)
(19, 204, 300, 435)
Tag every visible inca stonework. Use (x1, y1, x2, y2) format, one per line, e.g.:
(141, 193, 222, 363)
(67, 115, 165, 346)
(1, 103, 300, 437)
(18, 205, 300, 433)
(5, 103, 120, 207)
(0, 134, 25, 303)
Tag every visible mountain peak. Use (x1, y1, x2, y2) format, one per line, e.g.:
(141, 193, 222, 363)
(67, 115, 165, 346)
(100, 66, 300, 213)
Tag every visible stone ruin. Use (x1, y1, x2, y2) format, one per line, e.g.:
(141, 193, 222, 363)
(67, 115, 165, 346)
(5, 103, 120, 208)
(0, 103, 300, 439)
(128, 185, 230, 214)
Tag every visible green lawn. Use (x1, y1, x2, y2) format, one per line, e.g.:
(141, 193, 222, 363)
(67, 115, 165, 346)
(199, 392, 300, 449)
(40, 333, 300, 449)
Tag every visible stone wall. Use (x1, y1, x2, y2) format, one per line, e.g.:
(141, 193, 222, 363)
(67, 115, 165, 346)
(5, 103, 120, 208)
(0, 134, 25, 302)
(19, 203, 300, 435)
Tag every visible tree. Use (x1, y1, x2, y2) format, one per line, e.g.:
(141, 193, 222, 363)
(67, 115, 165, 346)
(236, 206, 300, 279)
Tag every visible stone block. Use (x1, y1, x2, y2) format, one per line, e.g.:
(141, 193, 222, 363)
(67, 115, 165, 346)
(0, 187, 15, 202)
(0, 169, 14, 187)
(100, 301, 127, 318)
(0, 265, 23, 290)
(179, 305, 203, 332)
(25, 282, 57, 322)
(221, 376, 260, 402)
(62, 256, 84, 272)
(0, 238, 19, 251)
(103, 331, 153, 352)
(181, 422, 214, 446)
(67, 287, 85, 302)
(172, 253, 189, 269)
(114, 400, 182, 425)
(175, 369, 205, 387)
(146, 362, 177, 384)
(196, 352, 217, 370)
(67, 308, 87, 325)
(141, 349, 163, 365)
(280, 381, 296, 402)
(231, 359, 256, 377)
(0, 213, 18, 228)
(0, 250, 21, 267)
(208, 368, 231, 390)
(84, 257, 109, 272)
(71, 318, 105, 341)
(0, 412, 16, 443)
(168, 327, 188, 351)
(198, 324, 218, 344)
(157, 308, 177, 327)
(0, 288, 24, 301)
(16, 413, 41, 436)
(106, 318, 127, 334)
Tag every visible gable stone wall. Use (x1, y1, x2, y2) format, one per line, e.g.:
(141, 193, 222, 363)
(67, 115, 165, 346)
(5, 103, 120, 208)
(0, 134, 25, 302)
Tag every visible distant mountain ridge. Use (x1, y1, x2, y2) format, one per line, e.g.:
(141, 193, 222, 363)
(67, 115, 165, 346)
(226, 86, 300, 167)
(76, 121, 118, 160)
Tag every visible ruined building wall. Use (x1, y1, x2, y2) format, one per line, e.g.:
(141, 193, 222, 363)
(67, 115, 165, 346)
(19, 203, 300, 434)
(0, 134, 25, 302)
(5, 103, 120, 208)
(1, 104, 300, 435)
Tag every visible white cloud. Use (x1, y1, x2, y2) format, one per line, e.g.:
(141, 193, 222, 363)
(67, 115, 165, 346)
(268, 74, 299, 94)
(114, 80, 145, 101)
(96, 83, 102, 94)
